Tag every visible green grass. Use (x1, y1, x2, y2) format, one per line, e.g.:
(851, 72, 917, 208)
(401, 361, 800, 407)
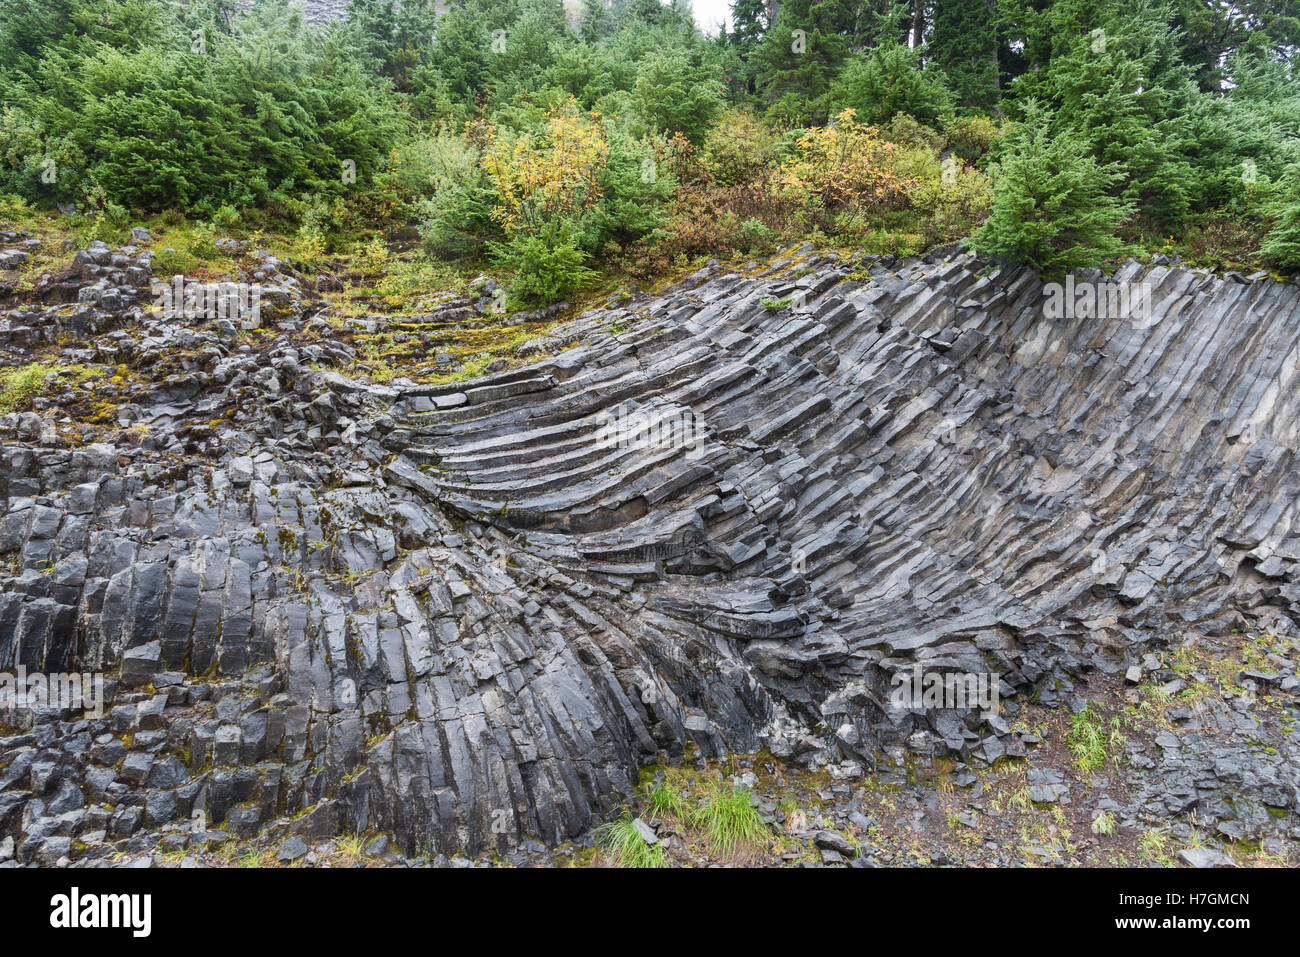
(595, 776, 770, 866)
(692, 786, 769, 859)
(0, 363, 53, 414)
(131, 220, 236, 278)
(0, 361, 107, 414)
(647, 781, 689, 821)
(0, 361, 106, 413)
(593, 813, 666, 868)
(1090, 809, 1116, 836)
(1066, 703, 1109, 773)
(1139, 827, 1174, 865)
(372, 256, 465, 302)
(335, 833, 367, 858)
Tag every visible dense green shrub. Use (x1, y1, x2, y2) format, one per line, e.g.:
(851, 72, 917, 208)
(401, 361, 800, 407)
(544, 43, 617, 110)
(586, 125, 675, 247)
(968, 117, 1134, 276)
(631, 49, 724, 145)
(1261, 164, 1300, 271)
(831, 41, 955, 128)
(880, 113, 945, 153)
(1005, 1, 1196, 226)
(702, 109, 779, 186)
(493, 225, 593, 305)
(0, 0, 405, 215)
(944, 115, 1004, 164)
(399, 129, 497, 260)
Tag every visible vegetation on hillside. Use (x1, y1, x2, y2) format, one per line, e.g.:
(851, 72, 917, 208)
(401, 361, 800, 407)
(0, 0, 1297, 305)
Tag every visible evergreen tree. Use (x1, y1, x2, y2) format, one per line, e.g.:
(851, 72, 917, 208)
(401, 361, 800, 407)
(750, 0, 861, 124)
(969, 110, 1134, 276)
(340, 0, 444, 88)
(1166, 0, 1300, 91)
(0, 0, 405, 212)
(928, 0, 999, 114)
(726, 0, 769, 97)
(631, 46, 724, 142)
(1262, 163, 1300, 271)
(831, 38, 953, 126)
(422, 0, 509, 102)
(490, 0, 575, 101)
(580, 0, 616, 41)
(1002, 0, 1199, 225)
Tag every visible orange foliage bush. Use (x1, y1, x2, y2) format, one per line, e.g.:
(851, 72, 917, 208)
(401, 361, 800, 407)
(481, 100, 609, 237)
(776, 109, 916, 221)
(621, 136, 801, 276)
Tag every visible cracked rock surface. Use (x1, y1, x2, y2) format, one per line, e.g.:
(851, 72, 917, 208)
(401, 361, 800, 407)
(3, 238, 1300, 862)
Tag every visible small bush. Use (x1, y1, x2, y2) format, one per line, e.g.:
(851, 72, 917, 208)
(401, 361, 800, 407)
(739, 216, 777, 252)
(968, 117, 1134, 277)
(0, 193, 32, 220)
(212, 205, 241, 231)
(777, 109, 917, 228)
(480, 103, 608, 303)
(703, 110, 779, 187)
(495, 227, 591, 306)
(1090, 810, 1117, 836)
(882, 113, 945, 153)
(395, 128, 494, 260)
(629, 179, 800, 275)
(944, 114, 1003, 163)
(910, 163, 994, 244)
(355, 237, 390, 275)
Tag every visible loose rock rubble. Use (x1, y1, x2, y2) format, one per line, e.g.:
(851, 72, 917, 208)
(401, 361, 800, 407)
(2, 234, 1299, 865)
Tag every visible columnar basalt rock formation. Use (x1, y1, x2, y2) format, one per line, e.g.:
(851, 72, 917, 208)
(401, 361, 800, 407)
(3, 241, 1300, 861)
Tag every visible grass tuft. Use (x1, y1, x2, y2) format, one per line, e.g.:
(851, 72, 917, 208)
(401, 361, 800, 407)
(1090, 810, 1116, 836)
(0, 363, 52, 413)
(1066, 703, 1108, 773)
(692, 787, 769, 859)
(648, 781, 689, 821)
(593, 813, 666, 868)
(0, 361, 108, 415)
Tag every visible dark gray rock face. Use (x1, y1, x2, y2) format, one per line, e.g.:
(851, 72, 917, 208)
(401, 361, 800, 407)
(3, 245, 1300, 859)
